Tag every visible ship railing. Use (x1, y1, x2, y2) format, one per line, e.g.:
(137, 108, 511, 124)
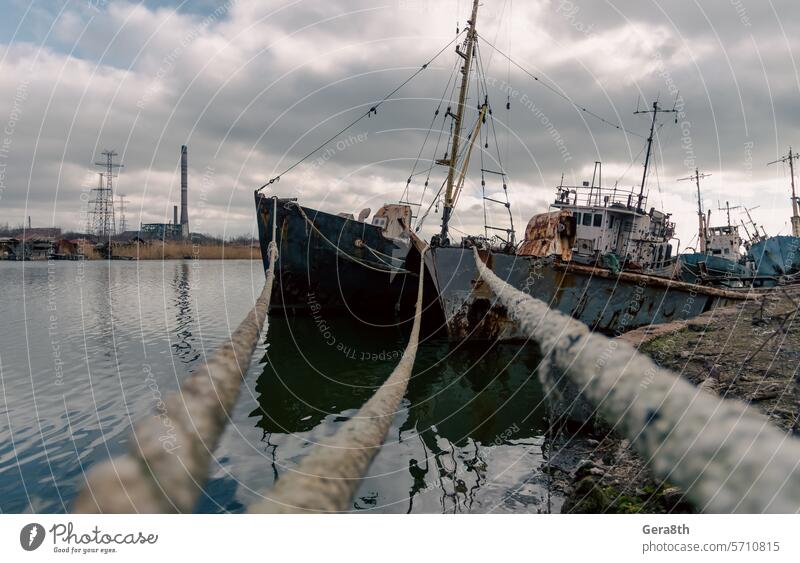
(555, 184, 647, 211)
(472, 247, 800, 513)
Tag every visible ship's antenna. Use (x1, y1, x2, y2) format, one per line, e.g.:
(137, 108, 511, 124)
(740, 219, 752, 241)
(677, 168, 710, 252)
(717, 200, 742, 228)
(634, 99, 677, 211)
(741, 205, 764, 243)
(438, 0, 480, 246)
(767, 146, 800, 237)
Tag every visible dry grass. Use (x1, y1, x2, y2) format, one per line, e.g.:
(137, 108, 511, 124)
(112, 241, 261, 260)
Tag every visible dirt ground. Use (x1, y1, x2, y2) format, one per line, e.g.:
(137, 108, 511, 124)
(559, 285, 800, 513)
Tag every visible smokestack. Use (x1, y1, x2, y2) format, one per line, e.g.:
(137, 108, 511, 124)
(174, 205, 178, 226)
(180, 145, 189, 238)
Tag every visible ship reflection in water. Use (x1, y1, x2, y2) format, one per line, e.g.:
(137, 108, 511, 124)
(0, 260, 578, 514)
(246, 314, 565, 513)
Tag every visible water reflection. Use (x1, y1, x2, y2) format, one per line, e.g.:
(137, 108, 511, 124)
(171, 262, 199, 364)
(0, 260, 569, 514)
(249, 314, 554, 513)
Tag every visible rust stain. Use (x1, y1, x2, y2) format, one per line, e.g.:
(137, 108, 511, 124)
(518, 210, 576, 261)
(450, 298, 515, 341)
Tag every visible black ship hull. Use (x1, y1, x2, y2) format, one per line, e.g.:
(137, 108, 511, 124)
(254, 193, 424, 325)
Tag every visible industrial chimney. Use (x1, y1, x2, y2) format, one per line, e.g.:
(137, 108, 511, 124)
(180, 145, 189, 238)
(173, 205, 178, 226)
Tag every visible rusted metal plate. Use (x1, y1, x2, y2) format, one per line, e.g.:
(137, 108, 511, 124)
(517, 210, 575, 261)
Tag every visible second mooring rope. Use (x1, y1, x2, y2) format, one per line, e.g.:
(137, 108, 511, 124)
(249, 249, 428, 513)
(472, 247, 800, 513)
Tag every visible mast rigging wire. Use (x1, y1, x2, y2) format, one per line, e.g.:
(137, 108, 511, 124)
(476, 32, 644, 139)
(257, 30, 466, 190)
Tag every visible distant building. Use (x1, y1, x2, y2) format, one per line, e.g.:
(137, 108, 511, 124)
(0, 237, 21, 260)
(52, 239, 79, 258)
(138, 223, 183, 240)
(25, 238, 54, 260)
(17, 227, 62, 241)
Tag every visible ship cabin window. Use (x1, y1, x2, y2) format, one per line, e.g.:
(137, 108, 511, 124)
(574, 212, 581, 224)
(665, 244, 672, 260)
(593, 213, 602, 227)
(724, 248, 730, 254)
(582, 213, 593, 226)
(609, 216, 615, 228)
(712, 249, 722, 255)
(372, 217, 388, 228)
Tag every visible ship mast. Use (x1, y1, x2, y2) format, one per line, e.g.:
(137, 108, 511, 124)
(767, 147, 800, 237)
(743, 206, 766, 242)
(678, 168, 711, 253)
(634, 100, 677, 211)
(439, 0, 480, 245)
(717, 200, 741, 228)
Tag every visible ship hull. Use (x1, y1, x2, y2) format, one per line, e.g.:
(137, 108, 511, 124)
(255, 193, 419, 324)
(678, 252, 748, 285)
(427, 246, 743, 341)
(749, 236, 800, 279)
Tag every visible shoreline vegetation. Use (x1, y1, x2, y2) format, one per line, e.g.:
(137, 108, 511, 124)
(112, 241, 260, 260)
(0, 226, 262, 261)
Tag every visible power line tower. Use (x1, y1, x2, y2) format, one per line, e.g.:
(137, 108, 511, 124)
(767, 147, 800, 237)
(87, 172, 103, 235)
(117, 193, 128, 234)
(90, 150, 123, 238)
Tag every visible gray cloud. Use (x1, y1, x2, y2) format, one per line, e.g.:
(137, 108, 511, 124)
(0, 0, 799, 244)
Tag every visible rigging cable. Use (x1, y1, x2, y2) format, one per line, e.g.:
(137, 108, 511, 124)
(401, 55, 461, 206)
(257, 30, 466, 190)
(480, 115, 488, 238)
(475, 40, 515, 242)
(476, 32, 644, 139)
(613, 142, 647, 187)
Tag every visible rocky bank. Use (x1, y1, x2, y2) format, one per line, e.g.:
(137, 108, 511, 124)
(558, 286, 800, 513)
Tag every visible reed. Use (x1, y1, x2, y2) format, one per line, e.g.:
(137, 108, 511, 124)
(112, 241, 260, 260)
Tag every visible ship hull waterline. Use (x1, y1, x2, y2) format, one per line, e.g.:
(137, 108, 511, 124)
(426, 246, 748, 342)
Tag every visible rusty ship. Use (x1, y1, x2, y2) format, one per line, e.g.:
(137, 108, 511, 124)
(254, 195, 430, 325)
(255, 0, 748, 340)
(676, 161, 800, 288)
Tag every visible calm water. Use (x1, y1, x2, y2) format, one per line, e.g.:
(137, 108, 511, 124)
(0, 260, 573, 513)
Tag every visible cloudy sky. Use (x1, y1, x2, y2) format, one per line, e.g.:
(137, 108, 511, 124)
(0, 0, 798, 245)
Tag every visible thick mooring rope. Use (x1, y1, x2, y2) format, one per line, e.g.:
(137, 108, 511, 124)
(472, 248, 800, 513)
(73, 199, 280, 513)
(248, 249, 428, 513)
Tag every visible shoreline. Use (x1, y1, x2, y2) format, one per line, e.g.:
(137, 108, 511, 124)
(560, 288, 800, 513)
